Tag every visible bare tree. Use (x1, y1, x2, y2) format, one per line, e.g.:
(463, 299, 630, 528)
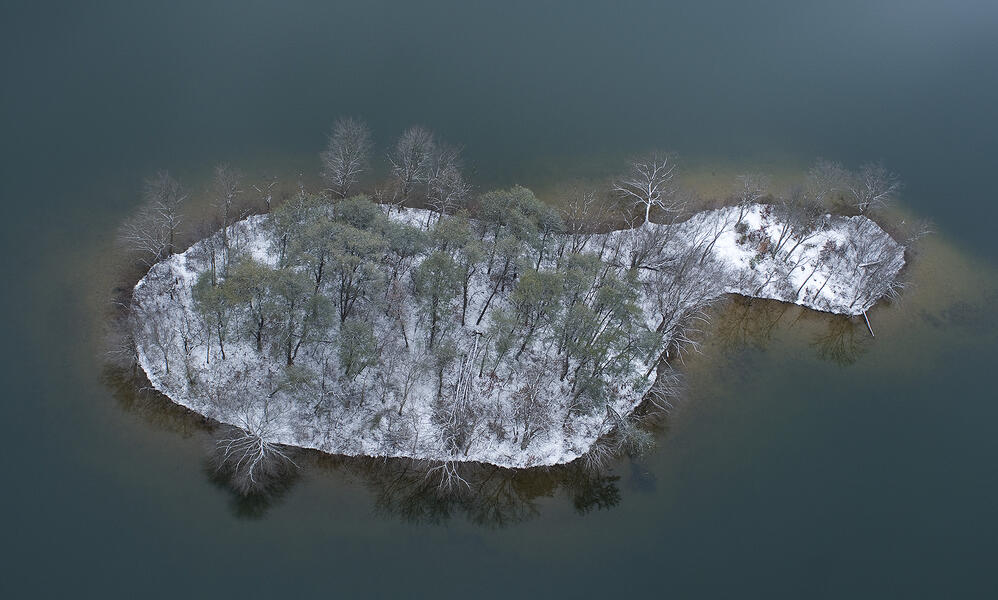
(424, 460, 471, 493)
(388, 126, 435, 206)
(846, 161, 901, 214)
(770, 186, 826, 259)
(734, 173, 769, 226)
(510, 358, 554, 450)
(321, 117, 373, 199)
(424, 143, 471, 224)
(806, 158, 849, 208)
(119, 207, 174, 268)
(145, 170, 187, 254)
(119, 171, 187, 266)
(559, 186, 606, 256)
(848, 218, 906, 311)
(612, 152, 681, 224)
(624, 218, 675, 270)
(643, 238, 729, 372)
(695, 209, 735, 265)
(214, 416, 298, 495)
(433, 335, 485, 459)
(645, 363, 684, 413)
(600, 404, 654, 458)
(252, 175, 278, 212)
(132, 301, 178, 375)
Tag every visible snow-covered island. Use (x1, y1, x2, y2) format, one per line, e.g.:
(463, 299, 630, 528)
(131, 188, 905, 470)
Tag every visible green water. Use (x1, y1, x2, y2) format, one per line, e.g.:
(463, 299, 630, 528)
(2, 2, 997, 597)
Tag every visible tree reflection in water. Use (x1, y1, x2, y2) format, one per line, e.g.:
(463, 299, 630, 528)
(710, 297, 792, 350)
(104, 293, 874, 524)
(809, 315, 870, 366)
(709, 296, 871, 367)
(101, 363, 214, 439)
(358, 458, 623, 527)
(104, 362, 624, 524)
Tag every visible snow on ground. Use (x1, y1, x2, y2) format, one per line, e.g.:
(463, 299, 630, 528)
(132, 204, 904, 468)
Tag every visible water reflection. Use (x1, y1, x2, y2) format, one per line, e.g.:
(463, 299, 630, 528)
(363, 459, 627, 526)
(205, 461, 302, 520)
(919, 288, 998, 332)
(710, 297, 793, 350)
(103, 290, 892, 524)
(626, 459, 658, 494)
(809, 315, 870, 366)
(228, 454, 627, 525)
(365, 460, 548, 527)
(105, 358, 625, 523)
(706, 295, 877, 367)
(101, 363, 212, 439)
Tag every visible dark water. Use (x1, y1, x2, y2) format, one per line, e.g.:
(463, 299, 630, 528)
(3, 1, 998, 597)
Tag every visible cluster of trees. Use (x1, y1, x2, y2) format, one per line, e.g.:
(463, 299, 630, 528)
(318, 117, 472, 218)
(806, 158, 902, 214)
(725, 158, 910, 312)
(177, 183, 680, 434)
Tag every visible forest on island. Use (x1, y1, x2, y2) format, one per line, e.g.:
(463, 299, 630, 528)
(117, 118, 916, 492)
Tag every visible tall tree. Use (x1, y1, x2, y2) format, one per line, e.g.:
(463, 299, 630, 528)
(424, 143, 471, 224)
(119, 170, 186, 266)
(270, 267, 334, 366)
(225, 258, 275, 352)
(286, 213, 337, 293)
(847, 161, 901, 214)
(733, 172, 769, 226)
(338, 318, 379, 379)
(321, 117, 373, 199)
(143, 170, 186, 255)
(475, 235, 523, 326)
(806, 158, 848, 208)
(212, 163, 242, 271)
(612, 153, 681, 224)
(413, 251, 462, 349)
(431, 214, 481, 325)
(192, 272, 233, 362)
(509, 269, 564, 359)
(269, 192, 323, 267)
(559, 186, 611, 256)
(388, 125, 435, 207)
(327, 224, 386, 323)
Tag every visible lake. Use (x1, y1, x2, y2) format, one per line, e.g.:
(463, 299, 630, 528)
(2, 1, 997, 597)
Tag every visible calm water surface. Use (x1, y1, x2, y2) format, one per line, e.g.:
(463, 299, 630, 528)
(2, 2, 997, 597)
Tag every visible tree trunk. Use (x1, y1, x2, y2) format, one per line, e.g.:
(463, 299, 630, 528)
(216, 320, 226, 360)
(461, 280, 469, 327)
(428, 297, 439, 349)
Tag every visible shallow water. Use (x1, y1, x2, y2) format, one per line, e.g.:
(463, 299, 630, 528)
(2, 2, 998, 597)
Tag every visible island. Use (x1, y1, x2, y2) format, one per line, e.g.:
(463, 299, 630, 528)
(119, 123, 908, 491)
(130, 188, 904, 471)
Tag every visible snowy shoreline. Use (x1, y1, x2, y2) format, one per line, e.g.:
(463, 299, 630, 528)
(132, 203, 905, 468)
